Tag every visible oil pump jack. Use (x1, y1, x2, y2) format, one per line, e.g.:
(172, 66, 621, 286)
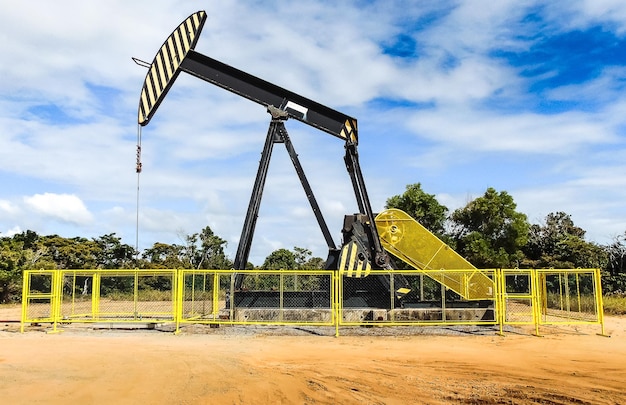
(137, 11, 412, 308)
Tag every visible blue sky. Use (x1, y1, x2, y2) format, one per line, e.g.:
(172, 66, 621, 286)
(1, 0, 626, 265)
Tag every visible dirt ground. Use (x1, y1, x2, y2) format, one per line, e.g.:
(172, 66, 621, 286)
(0, 306, 625, 404)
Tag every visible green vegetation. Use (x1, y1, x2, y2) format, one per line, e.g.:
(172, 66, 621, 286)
(386, 183, 448, 238)
(544, 292, 599, 314)
(603, 294, 626, 315)
(2, 184, 626, 312)
(450, 188, 529, 268)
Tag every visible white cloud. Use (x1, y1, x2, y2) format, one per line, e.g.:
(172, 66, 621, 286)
(23, 193, 93, 225)
(0, 226, 23, 237)
(404, 104, 615, 156)
(545, 1, 626, 33)
(0, 200, 19, 214)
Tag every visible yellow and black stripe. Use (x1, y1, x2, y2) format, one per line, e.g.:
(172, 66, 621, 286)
(339, 118, 358, 144)
(339, 242, 371, 278)
(138, 11, 207, 126)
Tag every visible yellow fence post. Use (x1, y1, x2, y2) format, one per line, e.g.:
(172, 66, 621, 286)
(49, 270, 62, 334)
(171, 269, 177, 324)
(20, 270, 30, 333)
(174, 269, 183, 334)
(531, 270, 541, 337)
(279, 271, 284, 323)
(594, 268, 608, 337)
(212, 272, 219, 322)
(92, 271, 100, 321)
(334, 271, 340, 337)
(537, 270, 548, 322)
(496, 269, 505, 336)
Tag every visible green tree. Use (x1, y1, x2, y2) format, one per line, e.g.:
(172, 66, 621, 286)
(183, 226, 231, 269)
(451, 188, 529, 268)
(261, 248, 297, 270)
(302, 256, 325, 270)
(605, 232, 626, 276)
(385, 183, 449, 237)
(11, 230, 56, 270)
(142, 242, 186, 268)
(12, 230, 39, 250)
(93, 233, 136, 269)
(524, 212, 583, 264)
(603, 232, 626, 294)
(555, 236, 607, 269)
(39, 235, 100, 269)
(0, 231, 57, 303)
(523, 212, 606, 269)
(0, 238, 23, 303)
(293, 247, 312, 269)
(292, 247, 324, 270)
(293, 246, 325, 271)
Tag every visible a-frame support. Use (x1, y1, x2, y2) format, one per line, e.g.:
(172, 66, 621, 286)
(233, 106, 337, 287)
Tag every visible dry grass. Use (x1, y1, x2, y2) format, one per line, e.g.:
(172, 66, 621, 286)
(603, 295, 626, 315)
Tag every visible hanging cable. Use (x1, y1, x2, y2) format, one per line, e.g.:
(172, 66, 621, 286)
(135, 124, 143, 265)
(131, 54, 148, 266)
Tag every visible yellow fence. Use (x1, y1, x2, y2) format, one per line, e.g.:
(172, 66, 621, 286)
(176, 270, 335, 331)
(338, 269, 498, 327)
(496, 269, 606, 336)
(21, 268, 605, 336)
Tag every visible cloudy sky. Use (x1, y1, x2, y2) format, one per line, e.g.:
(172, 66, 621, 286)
(1, 0, 626, 265)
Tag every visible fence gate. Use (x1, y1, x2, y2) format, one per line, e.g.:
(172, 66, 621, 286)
(536, 269, 605, 332)
(21, 270, 62, 333)
(497, 269, 540, 335)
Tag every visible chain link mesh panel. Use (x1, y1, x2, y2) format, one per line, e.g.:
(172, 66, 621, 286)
(178, 270, 334, 326)
(500, 270, 536, 324)
(22, 270, 58, 323)
(57, 270, 177, 322)
(537, 270, 600, 323)
(339, 270, 498, 326)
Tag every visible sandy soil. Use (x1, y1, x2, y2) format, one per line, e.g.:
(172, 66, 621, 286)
(0, 310, 624, 404)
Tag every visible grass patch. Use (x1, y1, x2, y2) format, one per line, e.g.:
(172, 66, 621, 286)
(603, 295, 626, 315)
(102, 289, 174, 302)
(545, 292, 598, 313)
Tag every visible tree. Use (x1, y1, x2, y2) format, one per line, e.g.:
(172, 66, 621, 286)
(523, 212, 607, 269)
(451, 188, 529, 268)
(605, 232, 626, 276)
(302, 256, 325, 270)
(39, 235, 100, 269)
(10, 230, 56, 270)
(555, 236, 607, 269)
(0, 231, 55, 303)
(293, 247, 312, 269)
(142, 242, 186, 268)
(240, 248, 295, 291)
(0, 238, 24, 303)
(93, 233, 136, 269)
(600, 232, 626, 294)
(12, 230, 39, 250)
(261, 248, 297, 270)
(385, 183, 448, 237)
(181, 226, 231, 269)
(292, 246, 326, 271)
